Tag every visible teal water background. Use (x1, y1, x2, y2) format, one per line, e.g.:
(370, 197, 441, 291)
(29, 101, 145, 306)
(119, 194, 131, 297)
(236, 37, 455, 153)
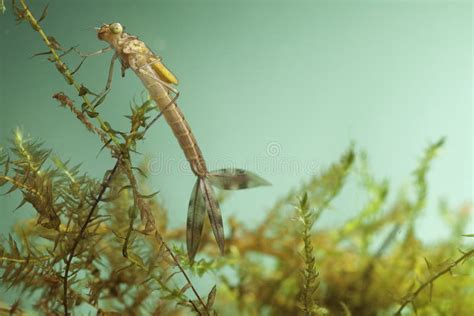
(0, 0, 472, 255)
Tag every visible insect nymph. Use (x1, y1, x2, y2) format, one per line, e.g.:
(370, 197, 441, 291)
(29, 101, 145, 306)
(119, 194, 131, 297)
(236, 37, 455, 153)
(97, 22, 270, 261)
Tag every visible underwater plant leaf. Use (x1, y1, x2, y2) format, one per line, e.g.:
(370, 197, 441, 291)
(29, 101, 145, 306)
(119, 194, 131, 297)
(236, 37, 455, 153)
(37, 4, 49, 23)
(138, 190, 160, 199)
(78, 85, 90, 96)
(4, 184, 18, 195)
(94, 94, 108, 109)
(178, 283, 191, 296)
(86, 110, 99, 118)
(424, 257, 433, 273)
(131, 166, 147, 178)
(14, 197, 28, 211)
(187, 178, 206, 262)
(206, 285, 217, 309)
(201, 179, 225, 255)
(208, 168, 271, 190)
(46, 36, 62, 50)
(118, 185, 133, 193)
(97, 139, 113, 156)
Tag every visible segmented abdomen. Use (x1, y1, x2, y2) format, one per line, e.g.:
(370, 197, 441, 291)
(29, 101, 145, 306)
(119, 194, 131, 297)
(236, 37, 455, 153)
(134, 64, 208, 177)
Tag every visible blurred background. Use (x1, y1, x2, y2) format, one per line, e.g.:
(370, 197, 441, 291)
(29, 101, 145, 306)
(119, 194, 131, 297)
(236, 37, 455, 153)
(0, 0, 472, 249)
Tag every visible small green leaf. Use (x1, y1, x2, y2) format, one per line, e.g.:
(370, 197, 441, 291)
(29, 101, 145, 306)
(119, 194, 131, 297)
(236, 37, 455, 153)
(101, 121, 112, 132)
(128, 252, 146, 269)
(94, 94, 107, 108)
(300, 192, 308, 209)
(131, 166, 147, 178)
(14, 198, 28, 211)
(138, 190, 159, 199)
(178, 283, 191, 296)
(86, 110, 99, 118)
(37, 4, 49, 23)
(206, 285, 217, 309)
(47, 36, 62, 50)
(4, 184, 18, 195)
(118, 185, 133, 193)
(78, 85, 90, 96)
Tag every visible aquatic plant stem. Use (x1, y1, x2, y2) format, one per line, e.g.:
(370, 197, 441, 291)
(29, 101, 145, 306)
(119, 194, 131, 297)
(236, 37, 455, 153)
(62, 159, 121, 315)
(394, 248, 474, 315)
(17, 0, 120, 146)
(155, 232, 208, 314)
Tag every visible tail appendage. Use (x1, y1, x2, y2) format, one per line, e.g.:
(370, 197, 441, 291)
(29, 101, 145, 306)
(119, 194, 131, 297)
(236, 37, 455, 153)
(187, 169, 270, 262)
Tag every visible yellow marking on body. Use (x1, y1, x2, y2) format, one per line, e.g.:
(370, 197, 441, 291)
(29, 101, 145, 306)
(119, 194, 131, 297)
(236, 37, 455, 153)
(152, 60, 179, 85)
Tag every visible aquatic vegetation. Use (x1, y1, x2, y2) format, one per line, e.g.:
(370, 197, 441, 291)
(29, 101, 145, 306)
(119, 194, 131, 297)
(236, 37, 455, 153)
(1, 1, 473, 315)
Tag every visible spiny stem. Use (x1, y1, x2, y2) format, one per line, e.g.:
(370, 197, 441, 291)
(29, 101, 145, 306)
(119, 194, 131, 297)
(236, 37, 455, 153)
(394, 248, 474, 315)
(0, 175, 44, 201)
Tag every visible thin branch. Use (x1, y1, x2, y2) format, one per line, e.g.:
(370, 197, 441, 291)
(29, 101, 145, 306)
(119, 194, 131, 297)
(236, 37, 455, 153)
(155, 232, 207, 315)
(63, 159, 121, 315)
(394, 248, 474, 315)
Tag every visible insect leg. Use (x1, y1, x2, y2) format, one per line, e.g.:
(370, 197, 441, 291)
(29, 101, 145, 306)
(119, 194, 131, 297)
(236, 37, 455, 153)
(73, 46, 112, 58)
(71, 56, 87, 75)
(58, 45, 79, 58)
(66, 46, 114, 76)
(91, 53, 118, 109)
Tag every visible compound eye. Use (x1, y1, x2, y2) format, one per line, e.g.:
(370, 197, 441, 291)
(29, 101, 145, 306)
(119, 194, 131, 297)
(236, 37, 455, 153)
(110, 23, 123, 34)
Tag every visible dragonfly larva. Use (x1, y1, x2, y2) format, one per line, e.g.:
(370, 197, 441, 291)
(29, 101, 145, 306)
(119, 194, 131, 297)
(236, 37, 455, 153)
(96, 22, 270, 261)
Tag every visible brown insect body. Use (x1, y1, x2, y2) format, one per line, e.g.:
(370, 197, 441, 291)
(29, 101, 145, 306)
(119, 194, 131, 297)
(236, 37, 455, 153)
(97, 23, 269, 261)
(99, 25, 205, 176)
